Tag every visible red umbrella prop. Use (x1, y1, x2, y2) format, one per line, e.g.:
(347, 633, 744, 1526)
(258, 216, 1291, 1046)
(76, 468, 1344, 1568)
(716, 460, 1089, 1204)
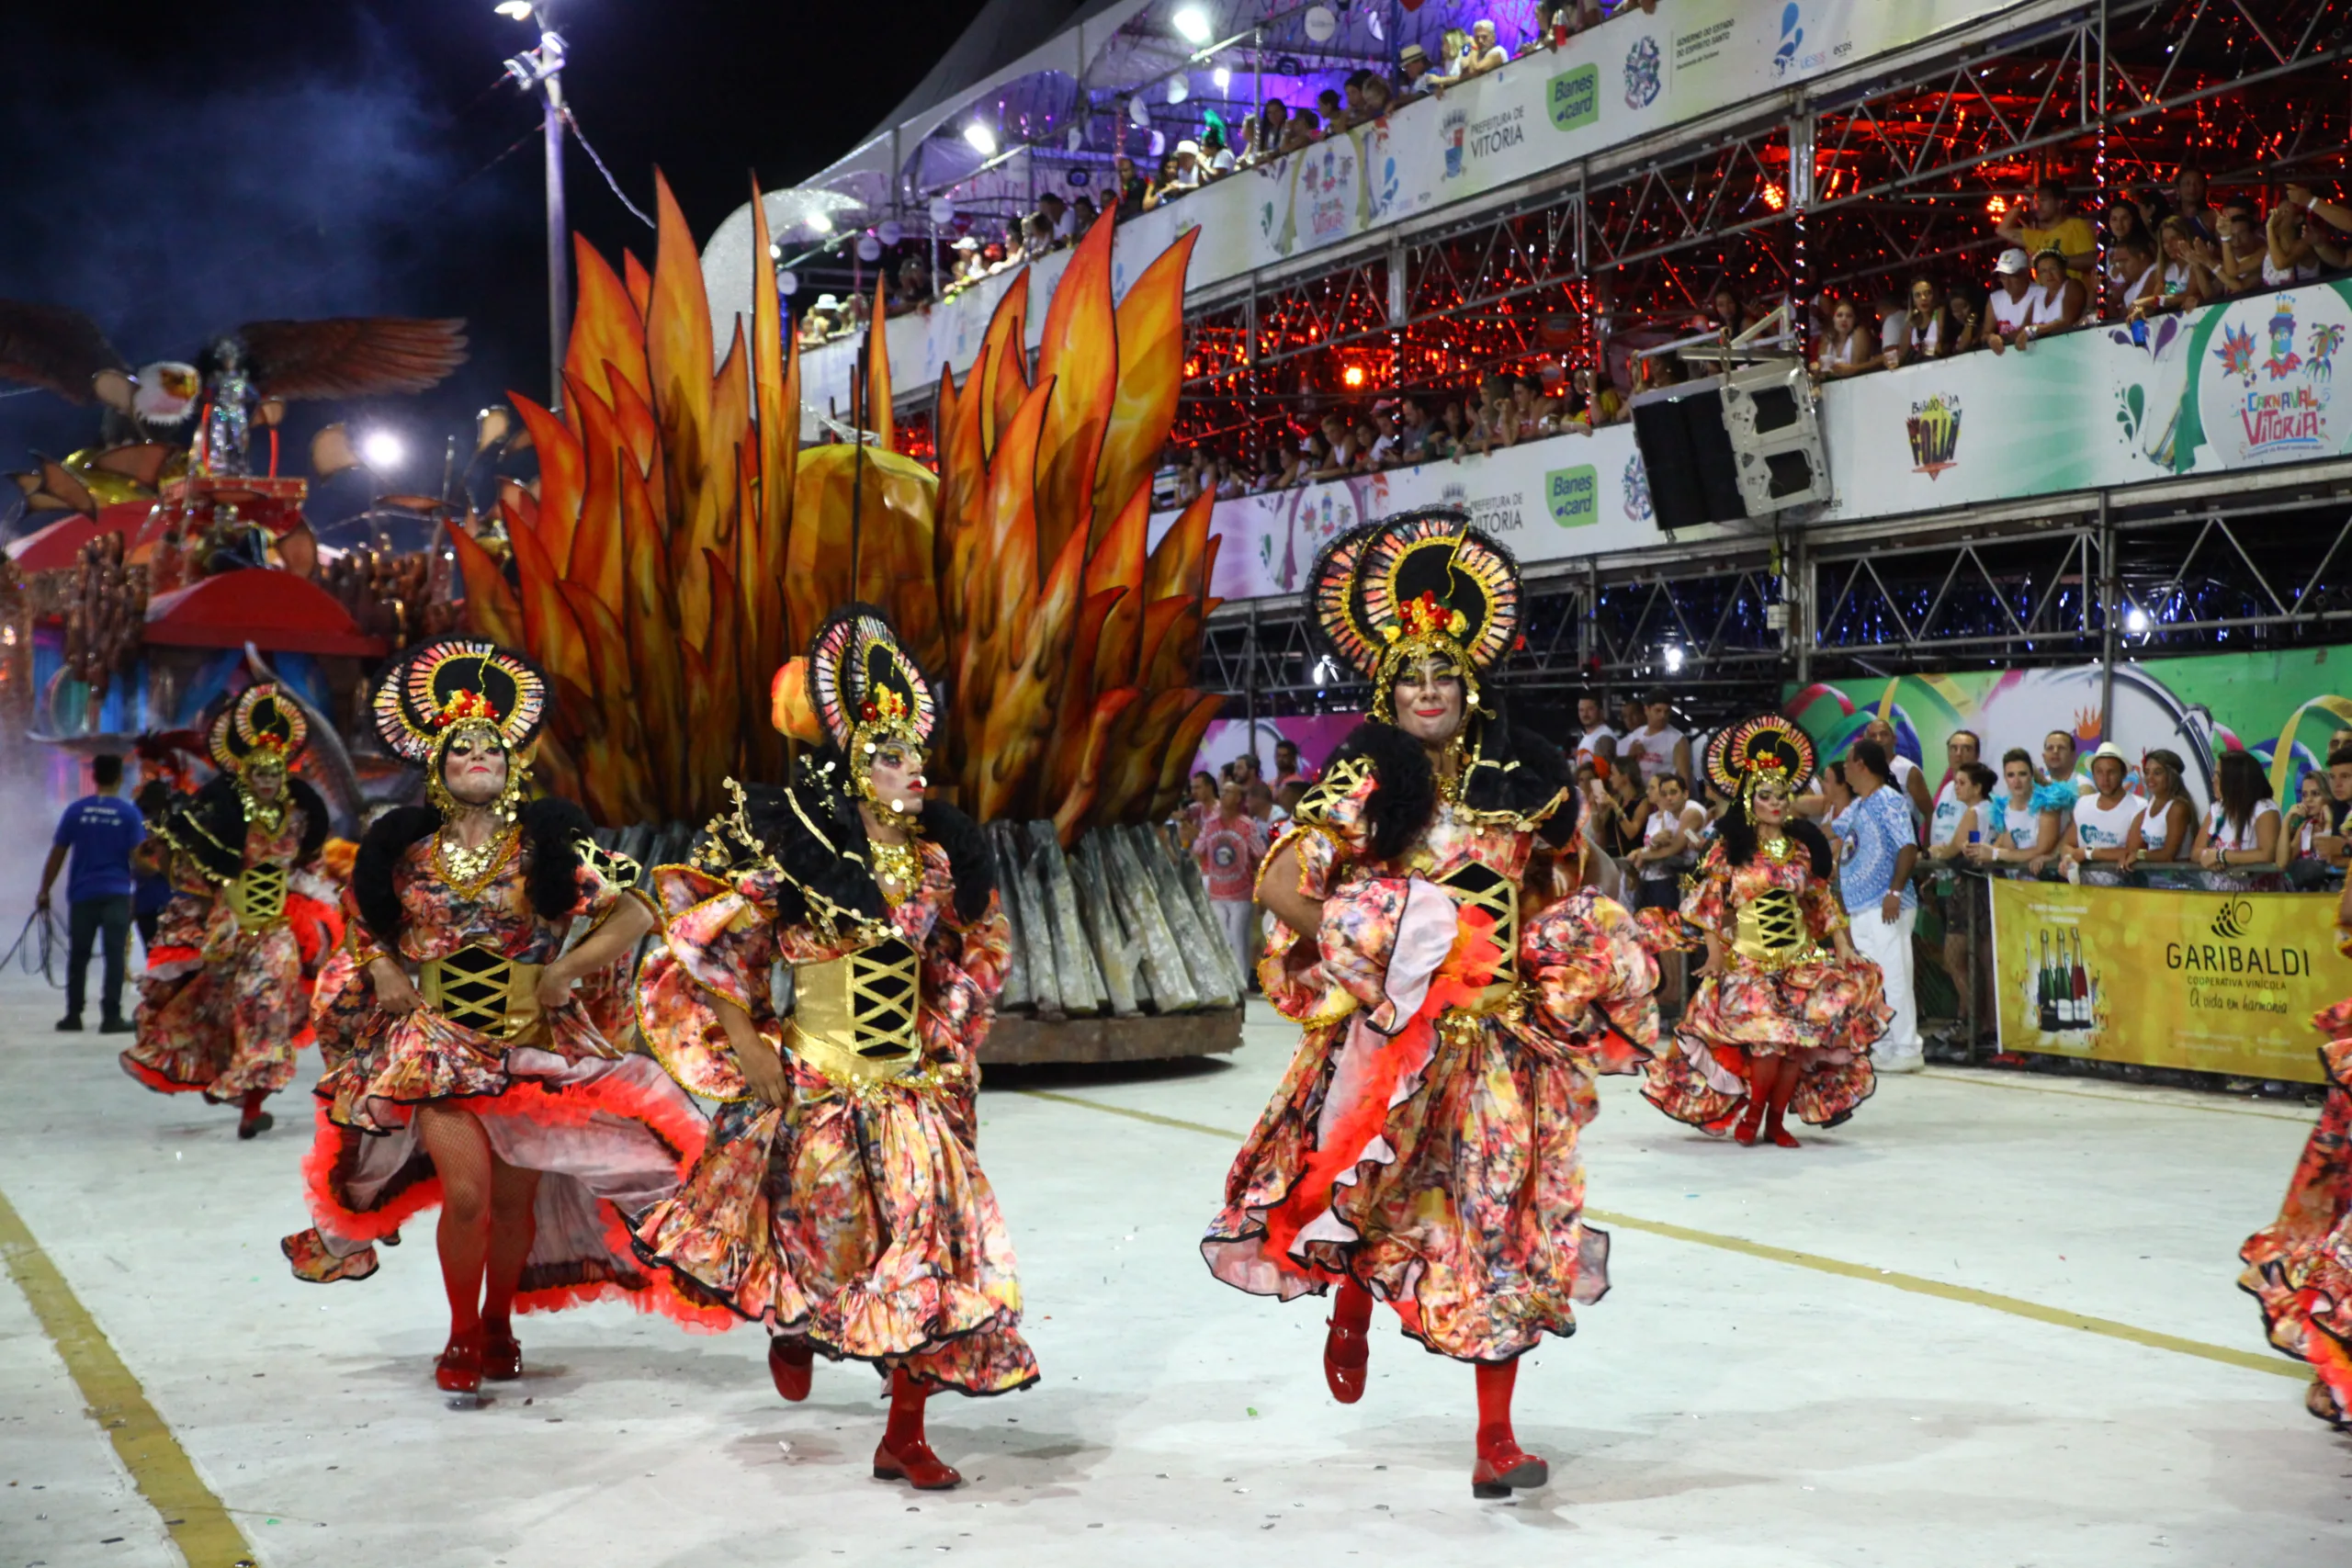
(142, 570, 387, 657)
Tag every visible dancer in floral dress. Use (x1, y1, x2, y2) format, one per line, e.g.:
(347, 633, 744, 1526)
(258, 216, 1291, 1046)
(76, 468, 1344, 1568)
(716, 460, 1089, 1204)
(2240, 874, 2352, 1429)
(631, 605, 1033, 1492)
(281, 638, 721, 1399)
(121, 683, 339, 1139)
(1203, 510, 1661, 1499)
(1644, 716, 1889, 1147)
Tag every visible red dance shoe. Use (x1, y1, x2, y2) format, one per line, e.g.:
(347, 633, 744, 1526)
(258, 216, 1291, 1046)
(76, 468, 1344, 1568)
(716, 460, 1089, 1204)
(874, 1438, 963, 1491)
(1732, 1098, 1764, 1146)
(435, 1329, 484, 1396)
(1323, 1314, 1370, 1404)
(768, 1337, 813, 1403)
(1471, 1438, 1550, 1499)
(482, 1329, 523, 1382)
(237, 1110, 276, 1141)
(1769, 1123, 1803, 1149)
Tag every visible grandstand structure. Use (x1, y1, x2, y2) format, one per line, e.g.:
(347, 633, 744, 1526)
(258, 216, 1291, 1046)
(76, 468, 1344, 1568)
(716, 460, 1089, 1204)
(719, 0, 2352, 722)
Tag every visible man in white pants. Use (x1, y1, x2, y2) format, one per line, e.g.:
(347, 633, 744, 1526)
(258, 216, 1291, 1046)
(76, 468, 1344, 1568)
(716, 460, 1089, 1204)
(1838, 739, 1923, 1069)
(1191, 777, 1269, 990)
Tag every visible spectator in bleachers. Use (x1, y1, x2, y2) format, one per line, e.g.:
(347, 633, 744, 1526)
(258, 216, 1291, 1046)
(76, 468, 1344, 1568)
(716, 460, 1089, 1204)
(2016, 248, 2087, 344)
(1963, 748, 2061, 875)
(1396, 42, 1435, 100)
(891, 254, 931, 313)
(1256, 98, 1289, 159)
(2174, 164, 2222, 243)
(1070, 194, 1099, 231)
(2292, 182, 2352, 242)
(2267, 187, 2347, 283)
(1578, 363, 1628, 423)
(1022, 211, 1056, 256)
(1315, 86, 1346, 129)
(1397, 399, 1438, 461)
(2278, 769, 2337, 875)
(2124, 748, 2196, 864)
(1349, 415, 1382, 474)
(1437, 399, 1469, 457)
(2040, 728, 2092, 801)
(1887, 276, 1961, 367)
(1310, 412, 1359, 479)
(1142, 152, 1183, 211)
(2215, 198, 2266, 294)
(1039, 191, 1073, 244)
(1279, 107, 1319, 153)
(2196, 750, 2281, 871)
(1462, 17, 1509, 77)
(1841, 738, 1923, 1069)
(1112, 155, 1148, 219)
(1984, 248, 2037, 355)
(1945, 288, 1984, 355)
(1707, 284, 1770, 340)
(1815, 298, 1876, 378)
(1203, 124, 1238, 176)
(2100, 198, 2159, 312)
(2137, 218, 2216, 316)
(1996, 177, 2098, 282)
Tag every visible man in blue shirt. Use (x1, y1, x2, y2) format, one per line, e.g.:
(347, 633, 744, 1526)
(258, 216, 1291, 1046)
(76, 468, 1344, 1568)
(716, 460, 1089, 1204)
(1838, 739, 1923, 1071)
(37, 753, 145, 1033)
(130, 780, 176, 954)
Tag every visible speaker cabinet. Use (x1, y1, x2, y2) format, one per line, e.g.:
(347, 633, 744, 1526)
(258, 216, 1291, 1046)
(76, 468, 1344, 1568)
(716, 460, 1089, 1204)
(1630, 378, 1745, 531)
(1719, 361, 1832, 513)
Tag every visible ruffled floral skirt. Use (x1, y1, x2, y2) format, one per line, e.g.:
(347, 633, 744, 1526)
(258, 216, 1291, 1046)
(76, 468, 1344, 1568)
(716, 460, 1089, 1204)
(1645, 954, 1888, 1133)
(281, 983, 725, 1329)
(121, 911, 307, 1103)
(626, 949, 1036, 1395)
(1205, 889, 1658, 1364)
(2240, 1010, 2352, 1427)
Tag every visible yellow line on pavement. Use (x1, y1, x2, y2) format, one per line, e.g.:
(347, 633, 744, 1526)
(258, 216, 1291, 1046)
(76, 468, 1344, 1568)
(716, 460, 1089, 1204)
(1017, 1087, 2304, 1382)
(0, 1183, 256, 1568)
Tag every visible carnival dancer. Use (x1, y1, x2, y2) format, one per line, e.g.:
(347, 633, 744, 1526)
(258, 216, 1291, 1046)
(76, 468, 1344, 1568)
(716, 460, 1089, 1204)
(121, 684, 339, 1139)
(1202, 510, 1662, 1499)
(630, 606, 1033, 1493)
(1642, 717, 1888, 1148)
(2240, 871, 2352, 1428)
(280, 638, 722, 1399)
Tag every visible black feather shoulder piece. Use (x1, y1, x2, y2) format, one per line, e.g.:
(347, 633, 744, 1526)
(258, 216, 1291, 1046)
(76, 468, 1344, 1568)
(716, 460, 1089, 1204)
(1311, 720, 1435, 863)
(518, 796, 595, 922)
(1460, 697, 1578, 847)
(157, 775, 249, 883)
(920, 799, 997, 924)
(285, 776, 332, 867)
(353, 806, 441, 944)
(1788, 817, 1838, 880)
(717, 749, 890, 931)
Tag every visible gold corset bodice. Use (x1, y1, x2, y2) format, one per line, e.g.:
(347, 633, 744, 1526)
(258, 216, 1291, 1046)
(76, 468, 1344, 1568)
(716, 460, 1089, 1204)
(419, 943, 546, 1040)
(787, 934, 921, 1086)
(225, 863, 288, 932)
(1732, 886, 1818, 969)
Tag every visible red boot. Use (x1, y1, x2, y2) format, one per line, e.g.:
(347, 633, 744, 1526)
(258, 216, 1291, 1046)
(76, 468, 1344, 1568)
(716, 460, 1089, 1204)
(1731, 1096, 1764, 1146)
(435, 1327, 484, 1396)
(1470, 1359, 1548, 1499)
(481, 1325, 523, 1382)
(874, 1369, 962, 1490)
(768, 1337, 813, 1403)
(1323, 1279, 1374, 1404)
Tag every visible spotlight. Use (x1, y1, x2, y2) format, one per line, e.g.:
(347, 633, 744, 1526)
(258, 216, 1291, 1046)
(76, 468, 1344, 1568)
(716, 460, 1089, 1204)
(1172, 6, 1213, 45)
(964, 122, 999, 156)
(493, 1, 534, 18)
(807, 210, 833, 233)
(360, 431, 404, 470)
(1662, 644, 1685, 673)
(1213, 65, 1231, 90)
(2125, 606, 2151, 635)
(1762, 181, 1785, 211)
(1341, 364, 1367, 389)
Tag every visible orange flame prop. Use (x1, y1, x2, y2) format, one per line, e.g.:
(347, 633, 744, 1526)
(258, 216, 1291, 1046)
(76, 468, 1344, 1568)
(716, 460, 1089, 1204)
(464, 184, 1217, 839)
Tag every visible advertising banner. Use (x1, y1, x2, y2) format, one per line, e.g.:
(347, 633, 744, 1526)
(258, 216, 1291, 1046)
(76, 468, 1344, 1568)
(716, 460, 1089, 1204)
(1784, 647, 2352, 828)
(1988, 878, 2337, 1083)
(1815, 281, 2352, 520)
(1159, 423, 1690, 601)
(796, 0, 2029, 428)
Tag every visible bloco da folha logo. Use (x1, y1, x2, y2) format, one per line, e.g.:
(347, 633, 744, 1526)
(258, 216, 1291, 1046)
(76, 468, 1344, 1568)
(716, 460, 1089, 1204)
(1906, 394, 1962, 478)
(1623, 35, 1660, 108)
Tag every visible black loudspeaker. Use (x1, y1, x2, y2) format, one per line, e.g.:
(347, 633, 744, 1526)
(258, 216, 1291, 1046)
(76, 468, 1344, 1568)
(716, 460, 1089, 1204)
(1719, 361, 1833, 513)
(1631, 378, 1746, 531)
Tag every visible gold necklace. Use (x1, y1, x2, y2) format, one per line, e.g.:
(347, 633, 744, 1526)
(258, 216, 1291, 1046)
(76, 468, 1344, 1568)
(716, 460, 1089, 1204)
(868, 835, 922, 897)
(1434, 735, 1466, 805)
(1760, 832, 1794, 864)
(237, 781, 285, 836)
(437, 822, 516, 895)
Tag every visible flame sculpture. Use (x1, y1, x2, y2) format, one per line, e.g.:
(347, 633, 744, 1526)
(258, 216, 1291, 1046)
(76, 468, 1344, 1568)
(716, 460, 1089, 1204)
(457, 175, 1221, 840)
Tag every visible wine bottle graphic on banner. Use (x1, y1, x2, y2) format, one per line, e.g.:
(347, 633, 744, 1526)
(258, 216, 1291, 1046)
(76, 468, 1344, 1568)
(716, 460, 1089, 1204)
(2069, 931, 2090, 1032)
(2031, 926, 2051, 1034)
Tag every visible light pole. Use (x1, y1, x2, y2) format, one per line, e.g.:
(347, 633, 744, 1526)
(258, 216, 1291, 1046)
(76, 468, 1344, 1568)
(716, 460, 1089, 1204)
(499, 2, 570, 411)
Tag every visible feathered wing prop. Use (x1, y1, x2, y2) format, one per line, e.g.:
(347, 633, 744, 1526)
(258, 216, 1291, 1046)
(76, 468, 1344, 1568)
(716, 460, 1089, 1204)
(0, 300, 126, 403)
(241, 317, 469, 400)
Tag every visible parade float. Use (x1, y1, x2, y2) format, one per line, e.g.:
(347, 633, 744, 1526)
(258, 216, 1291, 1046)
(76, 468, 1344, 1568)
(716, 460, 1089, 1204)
(456, 176, 1242, 1063)
(0, 305, 470, 812)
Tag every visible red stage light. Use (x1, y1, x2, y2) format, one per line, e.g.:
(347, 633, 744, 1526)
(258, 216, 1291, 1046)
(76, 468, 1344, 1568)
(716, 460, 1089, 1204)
(1763, 182, 1786, 211)
(1341, 365, 1367, 389)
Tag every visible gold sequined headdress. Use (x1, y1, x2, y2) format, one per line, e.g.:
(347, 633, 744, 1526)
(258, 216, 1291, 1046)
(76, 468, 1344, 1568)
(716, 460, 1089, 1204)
(1307, 507, 1522, 721)
(206, 682, 308, 777)
(1704, 713, 1818, 807)
(372, 638, 549, 818)
(803, 604, 939, 806)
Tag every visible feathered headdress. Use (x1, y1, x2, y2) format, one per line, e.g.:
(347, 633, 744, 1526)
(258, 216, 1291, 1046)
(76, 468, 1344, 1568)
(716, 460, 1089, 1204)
(1308, 506, 1522, 720)
(205, 682, 308, 775)
(1704, 713, 1818, 802)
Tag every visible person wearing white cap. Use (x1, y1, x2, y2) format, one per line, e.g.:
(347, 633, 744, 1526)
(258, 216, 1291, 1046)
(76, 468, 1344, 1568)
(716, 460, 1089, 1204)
(1984, 247, 2041, 354)
(1169, 140, 1204, 192)
(2060, 742, 2143, 869)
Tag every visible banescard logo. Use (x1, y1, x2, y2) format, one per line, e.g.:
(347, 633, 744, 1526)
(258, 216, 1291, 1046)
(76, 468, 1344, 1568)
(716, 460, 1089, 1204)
(2212, 898, 2254, 939)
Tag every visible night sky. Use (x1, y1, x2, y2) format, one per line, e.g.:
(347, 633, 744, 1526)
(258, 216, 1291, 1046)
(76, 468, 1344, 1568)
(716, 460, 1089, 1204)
(0, 0, 988, 502)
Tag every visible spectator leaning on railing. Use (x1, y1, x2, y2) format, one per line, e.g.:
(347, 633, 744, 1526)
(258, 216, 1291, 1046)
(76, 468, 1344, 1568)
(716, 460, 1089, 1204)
(1996, 178, 2099, 282)
(2196, 750, 2281, 871)
(2015, 248, 2087, 347)
(1984, 248, 2037, 354)
(2123, 747, 2196, 864)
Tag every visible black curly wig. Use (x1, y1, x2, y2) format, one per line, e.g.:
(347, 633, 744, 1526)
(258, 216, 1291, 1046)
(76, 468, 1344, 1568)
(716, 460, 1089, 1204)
(1321, 693, 1577, 861)
(352, 796, 595, 947)
(1715, 793, 1837, 878)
